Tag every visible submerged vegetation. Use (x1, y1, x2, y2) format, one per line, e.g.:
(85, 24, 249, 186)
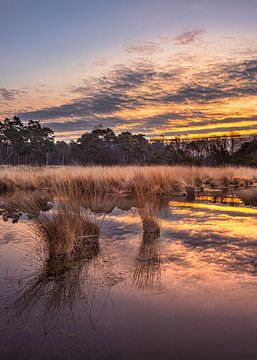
(2, 189, 123, 327)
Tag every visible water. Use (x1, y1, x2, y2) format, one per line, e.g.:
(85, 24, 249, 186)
(1, 191, 257, 359)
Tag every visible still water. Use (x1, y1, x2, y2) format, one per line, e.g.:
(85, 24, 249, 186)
(1, 192, 257, 359)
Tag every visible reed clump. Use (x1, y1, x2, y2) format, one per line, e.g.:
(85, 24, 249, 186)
(32, 201, 100, 276)
(133, 199, 162, 291)
(131, 177, 163, 291)
(131, 174, 162, 239)
(140, 204, 161, 240)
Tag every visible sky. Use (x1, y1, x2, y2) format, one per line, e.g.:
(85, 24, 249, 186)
(1, 0, 257, 140)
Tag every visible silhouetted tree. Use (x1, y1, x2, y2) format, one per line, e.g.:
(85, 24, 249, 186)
(1, 117, 257, 166)
(24, 120, 54, 165)
(0, 117, 54, 165)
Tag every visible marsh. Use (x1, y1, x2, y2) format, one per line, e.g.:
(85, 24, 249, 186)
(1, 168, 257, 359)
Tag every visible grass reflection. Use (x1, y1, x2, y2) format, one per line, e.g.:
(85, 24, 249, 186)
(133, 234, 162, 292)
(132, 194, 162, 292)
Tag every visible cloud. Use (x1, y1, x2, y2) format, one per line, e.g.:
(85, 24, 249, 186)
(174, 28, 206, 45)
(125, 41, 162, 55)
(223, 59, 257, 82)
(43, 116, 129, 133)
(123, 110, 257, 136)
(0, 87, 20, 101)
(19, 62, 180, 121)
(93, 57, 108, 66)
(124, 28, 206, 57)
(161, 29, 206, 46)
(17, 55, 257, 138)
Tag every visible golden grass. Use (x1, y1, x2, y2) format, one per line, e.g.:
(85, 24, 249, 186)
(0, 165, 257, 195)
(30, 200, 100, 276)
(0, 190, 53, 222)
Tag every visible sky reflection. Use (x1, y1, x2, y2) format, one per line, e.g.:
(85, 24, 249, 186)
(2, 195, 257, 359)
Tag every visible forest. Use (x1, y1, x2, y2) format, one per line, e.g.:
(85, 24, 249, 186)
(1, 116, 257, 166)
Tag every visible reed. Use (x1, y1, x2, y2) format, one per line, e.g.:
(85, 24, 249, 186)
(131, 180, 162, 291)
(31, 200, 100, 276)
(0, 190, 53, 222)
(0, 165, 256, 196)
(133, 213, 162, 291)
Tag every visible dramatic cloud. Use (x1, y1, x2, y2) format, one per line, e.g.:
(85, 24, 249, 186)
(17, 55, 257, 139)
(19, 62, 180, 120)
(2, 0, 257, 141)
(223, 59, 257, 82)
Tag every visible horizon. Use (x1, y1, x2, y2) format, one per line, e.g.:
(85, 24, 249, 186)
(1, 0, 257, 140)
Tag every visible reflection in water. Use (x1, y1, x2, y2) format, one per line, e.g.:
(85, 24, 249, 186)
(3, 190, 257, 359)
(1, 191, 121, 334)
(5, 241, 121, 334)
(133, 200, 162, 292)
(13, 261, 86, 318)
(5, 218, 98, 329)
(133, 233, 162, 292)
(160, 200, 257, 276)
(197, 194, 243, 205)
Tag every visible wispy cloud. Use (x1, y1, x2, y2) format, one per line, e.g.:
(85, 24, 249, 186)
(161, 28, 206, 45)
(125, 41, 162, 55)
(0, 87, 21, 101)
(93, 57, 108, 66)
(174, 28, 206, 45)
(125, 28, 206, 57)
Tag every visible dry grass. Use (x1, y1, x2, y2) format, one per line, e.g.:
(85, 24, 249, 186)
(0, 190, 53, 222)
(138, 202, 161, 241)
(30, 200, 100, 276)
(0, 165, 256, 196)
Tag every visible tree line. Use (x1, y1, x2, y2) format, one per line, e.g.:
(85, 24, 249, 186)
(1, 116, 257, 166)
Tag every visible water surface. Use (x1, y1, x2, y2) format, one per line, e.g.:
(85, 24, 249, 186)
(1, 192, 257, 359)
